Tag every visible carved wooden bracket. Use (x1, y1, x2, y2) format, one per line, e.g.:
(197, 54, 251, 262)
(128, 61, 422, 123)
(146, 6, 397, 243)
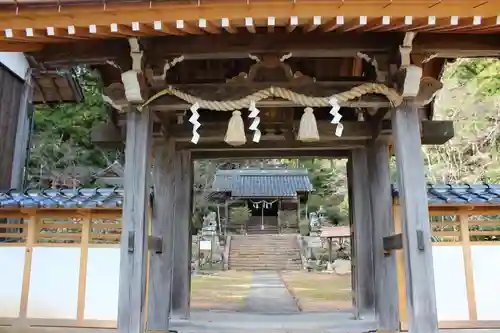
(393, 72, 442, 106)
(102, 82, 128, 112)
(226, 54, 315, 86)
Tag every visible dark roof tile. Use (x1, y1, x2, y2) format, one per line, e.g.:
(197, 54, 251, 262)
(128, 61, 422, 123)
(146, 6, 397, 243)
(0, 188, 124, 209)
(392, 184, 500, 205)
(2, 183, 500, 209)
(211, 168, 313, 198)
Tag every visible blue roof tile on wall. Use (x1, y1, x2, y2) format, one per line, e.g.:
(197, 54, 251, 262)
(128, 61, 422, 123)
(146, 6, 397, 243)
(392, 184, 500, 205)
(0, 187, 124, 208)
(2, 183, 500, 209)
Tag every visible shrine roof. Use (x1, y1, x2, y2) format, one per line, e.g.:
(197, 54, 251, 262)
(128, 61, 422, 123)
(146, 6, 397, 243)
(392, 184, 500, 205)
(210, 168, 314, 199)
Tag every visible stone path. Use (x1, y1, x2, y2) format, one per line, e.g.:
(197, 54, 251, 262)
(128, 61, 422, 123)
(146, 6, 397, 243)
(170, 311, 377, 333)
(242, 271, 300, 314)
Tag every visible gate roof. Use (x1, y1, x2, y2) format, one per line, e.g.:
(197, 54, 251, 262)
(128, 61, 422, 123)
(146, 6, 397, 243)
(1, 1, 500, 51)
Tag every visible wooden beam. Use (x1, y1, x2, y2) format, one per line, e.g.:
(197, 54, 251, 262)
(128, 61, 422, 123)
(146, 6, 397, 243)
(118, 107, 152, 333)
(171, 149, 193, 319)
(367, 139, 399, 331)
(146, 82, 391, 110)
(171, 120, 453, 145)
(177, 140, 365, 152)
(348, 148, 375, 318)
(192, 149, 348, 159)
(151, 97, 393, 111)
(29, 32, 500, 66)
(147, 138, 176, 331)
(172, 121, 387, 143)
(0, 41, 44, 52)
(93, 120, 454, 152)
(391, 104, 438, 333)
(30, 31, 398, 65)
(421, 120, 455, 145)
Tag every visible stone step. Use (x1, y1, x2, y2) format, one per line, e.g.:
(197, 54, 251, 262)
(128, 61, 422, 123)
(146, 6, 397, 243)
(228, 234, 301, 271)
(232, 235, 295, 238)
(229, 258, 301, 262)
(229, 266, 302, 270)
(229, 257, 301, 261)
(232, 241, 296, 243)
(231, 248, 297, 251)
(230, 248, 299, 252)
(230, 252, 300, 256)
(232, 243, 295, 245)
(231, 244, 297, 248)
(230, 264, 301, 266)
(232, 237, 296, 240)
(229, 262, 302, 266)
(231, 249, 297, 252)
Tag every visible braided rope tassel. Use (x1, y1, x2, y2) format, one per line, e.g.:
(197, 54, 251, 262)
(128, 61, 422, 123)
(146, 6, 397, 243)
(188, 102, 201, 144)
(248, 100, 261, 143)
(329, 97, 343, 137)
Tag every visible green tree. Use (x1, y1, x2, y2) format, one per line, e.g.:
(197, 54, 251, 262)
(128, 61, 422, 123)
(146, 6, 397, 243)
(27, 68, 121, 187)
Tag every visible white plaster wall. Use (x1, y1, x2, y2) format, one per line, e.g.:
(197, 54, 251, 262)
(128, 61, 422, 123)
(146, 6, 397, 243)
(27, 247, 81, 319)
(0, 52, 28, 79)
(84, 248, 121, 321)
(0, 247, 25, 318)
(432, 246, 470, 321)
(471, 245, 500, 320)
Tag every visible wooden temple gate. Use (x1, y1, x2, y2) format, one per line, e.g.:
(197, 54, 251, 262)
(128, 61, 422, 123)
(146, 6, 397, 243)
(3, 1, 500, 333)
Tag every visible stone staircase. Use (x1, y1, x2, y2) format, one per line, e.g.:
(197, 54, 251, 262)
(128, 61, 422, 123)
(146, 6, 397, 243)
(228, 234, 302, 270)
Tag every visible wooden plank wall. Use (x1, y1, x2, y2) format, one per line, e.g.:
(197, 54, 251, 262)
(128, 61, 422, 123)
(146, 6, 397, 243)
(0, 209, 122, 329)
(0, 64, 24, 190)
(395, 206, 500, 331)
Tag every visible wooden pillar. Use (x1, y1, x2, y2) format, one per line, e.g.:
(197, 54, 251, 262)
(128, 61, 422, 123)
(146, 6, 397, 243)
(391, 105, 438, 333)
(0, 65, 25, 190)
(224, 200, 229, 234)
(11, 75, 33, 189)
(347, 149, 375, 318)
(367, 140, 399, 331)
(118, 108, 152, 333)
(147, 139, 176, 331)
(172, 150, 193, 319)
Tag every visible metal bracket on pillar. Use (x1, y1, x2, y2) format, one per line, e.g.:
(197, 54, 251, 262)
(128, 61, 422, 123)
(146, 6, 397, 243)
(149, 189, 155, 213)
(128, 231, 135, 253)
(383, 233, 403, 256)
(416, 229, 425, 251)
(148, 235, 163, 254)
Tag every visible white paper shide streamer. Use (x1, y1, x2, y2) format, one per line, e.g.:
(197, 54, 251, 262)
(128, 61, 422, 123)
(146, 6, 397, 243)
(189, 102, 201, 144)
(248, 100, 261, 143)
(329, 98, 343, 137)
